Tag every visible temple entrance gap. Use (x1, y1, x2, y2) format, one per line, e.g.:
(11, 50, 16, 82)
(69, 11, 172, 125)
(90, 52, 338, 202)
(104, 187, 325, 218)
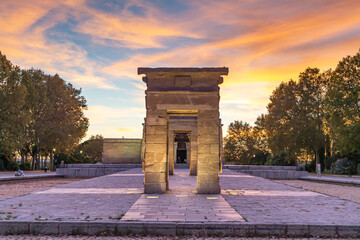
(174, 132, 190, 168)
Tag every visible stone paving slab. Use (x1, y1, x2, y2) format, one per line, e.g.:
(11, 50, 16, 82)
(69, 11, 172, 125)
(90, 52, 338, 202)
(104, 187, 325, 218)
(220, 169, 360, 225)
(122, 194, 243, 222)
(0, 169, 144, 221)
(0, 168, 359, 237)
(123, 170, 243, 222)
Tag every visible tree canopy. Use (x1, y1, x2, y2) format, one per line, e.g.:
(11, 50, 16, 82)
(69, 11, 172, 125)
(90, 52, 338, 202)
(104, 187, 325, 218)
(0, 51, 89, 170)
(325, 51, 360, 154)
(224, 49, 360, 172)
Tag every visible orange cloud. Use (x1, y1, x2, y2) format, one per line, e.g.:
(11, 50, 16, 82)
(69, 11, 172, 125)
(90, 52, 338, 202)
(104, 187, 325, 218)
(2, 0, 360, 136)
(0, 0, 116, 89)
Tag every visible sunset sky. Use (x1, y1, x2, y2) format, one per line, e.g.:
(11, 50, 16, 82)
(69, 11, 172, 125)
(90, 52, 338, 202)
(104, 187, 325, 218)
(1, 0, 360, 139)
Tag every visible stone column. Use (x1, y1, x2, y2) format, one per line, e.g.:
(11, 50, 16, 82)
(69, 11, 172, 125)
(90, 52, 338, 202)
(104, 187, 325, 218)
(168, 131, 174, 175)
(144, 109, 168, 193)
(196, 110, 220, 194)
(189, 132, 197, 176)
(174, 143, 177, 165)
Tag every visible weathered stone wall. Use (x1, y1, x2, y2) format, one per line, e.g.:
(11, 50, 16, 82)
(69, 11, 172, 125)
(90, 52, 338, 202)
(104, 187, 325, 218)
(102, 139, 142, 164)
(56, 163, 141, 177)
(140, 67, 228, 194)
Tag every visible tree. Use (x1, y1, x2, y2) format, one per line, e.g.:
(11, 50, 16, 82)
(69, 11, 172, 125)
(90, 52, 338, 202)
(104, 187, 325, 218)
(325, 49, 360, 154)
(263, 68, 328, 166)
(21, 69, 49, 169)
(0, 52, 29, 168)
(77, 135, 104, 163)
(263, 79, 300, 159)
(295, 68, 328, 167)
(41, 74, 89, 170)
(224, 120, 267, 164)
(0, 51, 89, 171)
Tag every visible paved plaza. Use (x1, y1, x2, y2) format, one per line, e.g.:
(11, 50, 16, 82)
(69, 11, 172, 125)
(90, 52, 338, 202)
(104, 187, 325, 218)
(123, 171, 243, 222)
(0, 168, 359, 236)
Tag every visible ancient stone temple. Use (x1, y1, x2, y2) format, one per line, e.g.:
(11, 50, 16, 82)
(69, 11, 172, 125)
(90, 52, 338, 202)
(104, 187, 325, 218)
(139, 67, 228, 194)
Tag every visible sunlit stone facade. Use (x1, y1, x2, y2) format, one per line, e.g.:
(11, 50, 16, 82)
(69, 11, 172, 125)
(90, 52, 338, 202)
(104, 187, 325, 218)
(139, 67, 228, 194)
(102, 138, 142, 164)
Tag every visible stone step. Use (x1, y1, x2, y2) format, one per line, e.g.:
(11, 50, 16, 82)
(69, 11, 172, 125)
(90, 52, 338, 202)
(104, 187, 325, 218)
(233, 169, 308, 179)
(174, 163, 190, 169)
(223, 165, 298, 170)
(0, 221, 359, 237)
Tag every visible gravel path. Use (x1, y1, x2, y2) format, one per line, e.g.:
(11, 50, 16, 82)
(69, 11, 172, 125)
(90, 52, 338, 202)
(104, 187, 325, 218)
(275, 180, 360, 203)
(0, 178, 82, 200)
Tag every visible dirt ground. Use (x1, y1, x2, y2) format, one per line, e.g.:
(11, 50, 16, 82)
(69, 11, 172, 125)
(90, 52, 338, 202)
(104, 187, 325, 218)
(275, 180, 360, 203)
(0, 178, 82, 199)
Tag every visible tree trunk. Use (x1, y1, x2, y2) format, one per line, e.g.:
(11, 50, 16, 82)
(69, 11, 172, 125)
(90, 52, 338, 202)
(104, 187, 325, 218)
(31, 154, 36, 170)
(35, 154, 41, 170)
(20, 151, 24, 165)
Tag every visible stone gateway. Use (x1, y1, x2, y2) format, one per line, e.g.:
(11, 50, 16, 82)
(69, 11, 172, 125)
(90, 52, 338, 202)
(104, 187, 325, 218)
(139, 67, 228, 194)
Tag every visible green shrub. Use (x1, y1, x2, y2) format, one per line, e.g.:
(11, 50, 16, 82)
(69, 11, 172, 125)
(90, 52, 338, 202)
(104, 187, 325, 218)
(334, 158, 355, 175)
(305, 159, 316, 172)
(55, 153, 71, 166)
(0, 153, 10, 171)
(250, 152, 270, 165)
(70, 152, 92, 164)
(265, 151, 296, 166)
(7, 160, 19, 171)
(55, 152, 92, 166)
(0, 159, 4, 171)
(19, 161, 31, 170)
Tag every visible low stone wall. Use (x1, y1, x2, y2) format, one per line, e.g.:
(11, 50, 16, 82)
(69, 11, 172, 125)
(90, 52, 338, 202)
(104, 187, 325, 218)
(56, 164, 307, 179)
(56, 164, 142, 177)
(102, 138, 142, 164)
(223, 165, 307, 179)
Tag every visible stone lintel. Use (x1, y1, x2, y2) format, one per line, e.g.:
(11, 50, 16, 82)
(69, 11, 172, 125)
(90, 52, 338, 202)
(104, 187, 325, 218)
(103, 138, 142, 142)
(138, 67, 229, 75)
(146, 86, 219, 92)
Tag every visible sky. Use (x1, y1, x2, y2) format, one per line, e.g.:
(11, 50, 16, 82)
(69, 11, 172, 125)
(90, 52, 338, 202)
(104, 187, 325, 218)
(1, 0, 360, 139)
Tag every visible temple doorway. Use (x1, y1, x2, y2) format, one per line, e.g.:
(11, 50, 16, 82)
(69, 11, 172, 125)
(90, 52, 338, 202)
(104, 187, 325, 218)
(174, 133, 190, 173)
(176, 149, 187, 163)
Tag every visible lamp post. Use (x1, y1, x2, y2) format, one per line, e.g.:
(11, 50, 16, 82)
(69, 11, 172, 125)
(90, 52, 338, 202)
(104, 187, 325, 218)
(51, 148, 56, 171)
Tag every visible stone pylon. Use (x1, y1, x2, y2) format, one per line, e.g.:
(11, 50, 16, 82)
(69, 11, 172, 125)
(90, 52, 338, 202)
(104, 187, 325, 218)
(139, 67, 228, 194)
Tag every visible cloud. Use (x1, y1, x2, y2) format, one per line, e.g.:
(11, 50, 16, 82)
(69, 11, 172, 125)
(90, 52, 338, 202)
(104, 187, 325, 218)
(0, 0, 116, 89)
(69, 0, 200, 49)
(220, 82, 273, 135)
(84, 105, 145, 138)
(103, 0, 360, 103)
(117, 128, 135, 132)
(2, 0, 360, 139)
